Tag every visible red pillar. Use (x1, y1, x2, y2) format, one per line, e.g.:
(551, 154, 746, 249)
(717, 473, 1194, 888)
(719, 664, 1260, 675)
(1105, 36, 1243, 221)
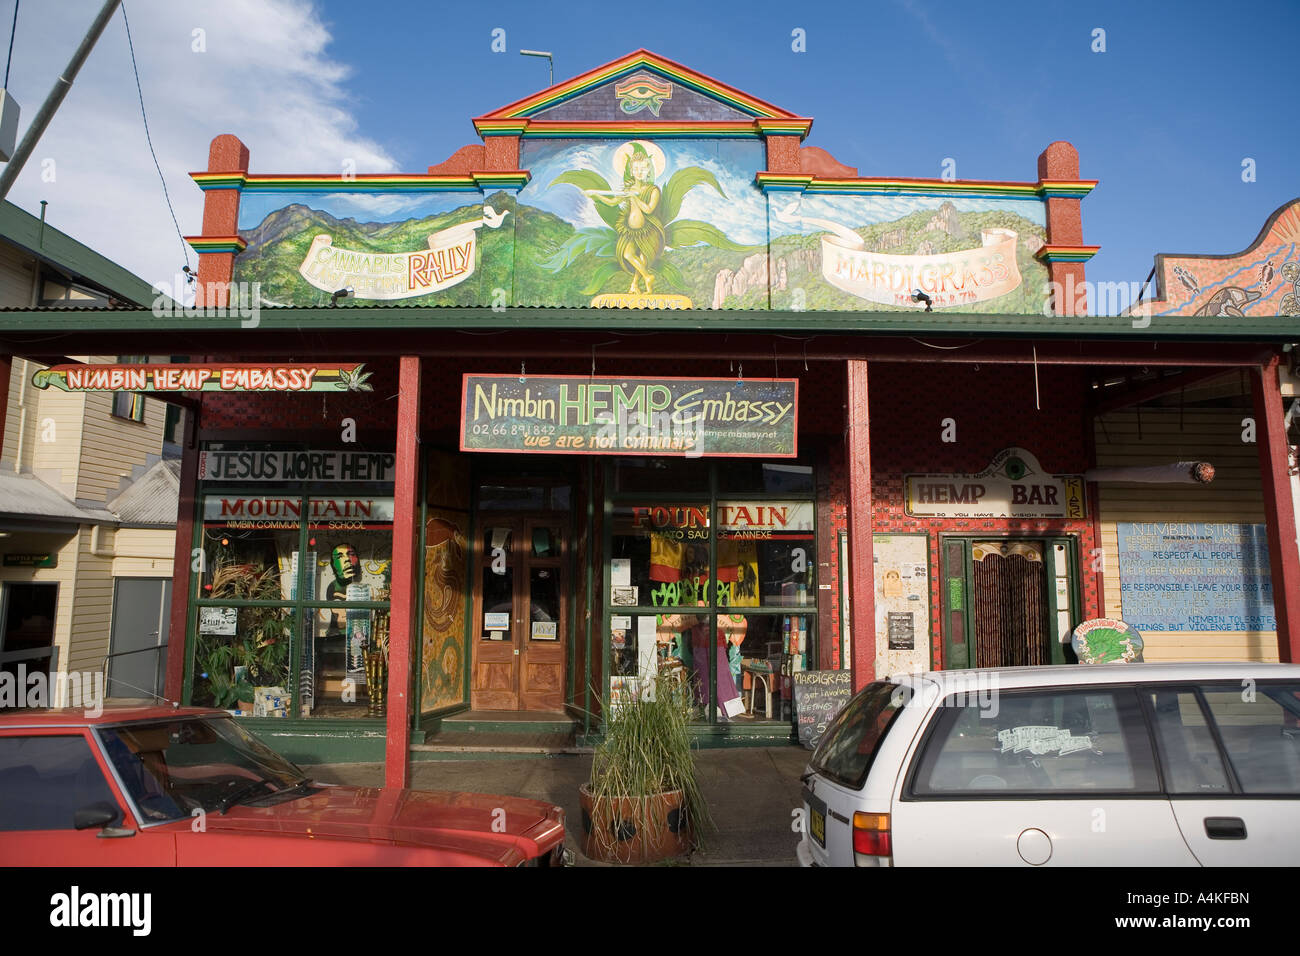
(191, 134, 249, 309)
(1251, 356, 1300, 662)
(1038, 141, 1090, 317)
(385, 356, 420, 789)
(164, 401, 200, 701)
(845, 360, 876, 689)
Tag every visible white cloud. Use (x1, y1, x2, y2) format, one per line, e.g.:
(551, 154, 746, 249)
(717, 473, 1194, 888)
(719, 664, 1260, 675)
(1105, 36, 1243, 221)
(2, 0, 395, 293)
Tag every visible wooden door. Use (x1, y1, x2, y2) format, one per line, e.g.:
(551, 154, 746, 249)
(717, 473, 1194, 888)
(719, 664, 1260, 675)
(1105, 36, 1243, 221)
(470, 517, 567, 711)
(520, 519, 565, 712)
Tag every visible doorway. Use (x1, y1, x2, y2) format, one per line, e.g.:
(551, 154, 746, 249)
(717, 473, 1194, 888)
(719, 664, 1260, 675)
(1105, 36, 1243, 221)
(108, 577, 171, 699)
(470, 479, 571, 712)
(0, 582, 58, 686)
(940, 536, 1079, 668)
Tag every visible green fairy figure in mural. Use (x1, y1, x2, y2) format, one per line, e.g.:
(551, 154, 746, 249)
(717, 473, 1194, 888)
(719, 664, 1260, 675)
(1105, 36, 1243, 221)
(542, 139, 758, 303)
(586, 142, 665, 294)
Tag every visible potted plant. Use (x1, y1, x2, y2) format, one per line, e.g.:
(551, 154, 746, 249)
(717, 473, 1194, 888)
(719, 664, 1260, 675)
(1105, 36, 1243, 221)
(579, 674, 711, 864)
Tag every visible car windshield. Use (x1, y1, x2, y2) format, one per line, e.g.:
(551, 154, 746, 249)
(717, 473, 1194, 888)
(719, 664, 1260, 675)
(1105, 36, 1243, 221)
(96, 716, 308, 823)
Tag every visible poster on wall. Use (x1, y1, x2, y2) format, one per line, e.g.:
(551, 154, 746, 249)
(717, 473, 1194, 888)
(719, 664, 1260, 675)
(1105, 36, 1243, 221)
(460, 374, 797, 457)
(1117, 523, 1275, 631)
(873, 534, 930, 676)
(198, 606, 237, 636)
(905, 448, 1085, 520)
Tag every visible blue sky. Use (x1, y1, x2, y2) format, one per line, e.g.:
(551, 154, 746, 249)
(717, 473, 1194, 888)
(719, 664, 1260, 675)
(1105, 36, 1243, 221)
(5, 0, 1296, 310)
(304, 0, 1298, 307)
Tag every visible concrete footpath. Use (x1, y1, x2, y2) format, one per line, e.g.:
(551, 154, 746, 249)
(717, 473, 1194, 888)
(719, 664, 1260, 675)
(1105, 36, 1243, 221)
(304, 746, 810, 866)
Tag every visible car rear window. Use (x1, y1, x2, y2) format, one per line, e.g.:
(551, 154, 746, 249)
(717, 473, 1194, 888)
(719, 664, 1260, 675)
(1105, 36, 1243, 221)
(809, 682, 905, 789)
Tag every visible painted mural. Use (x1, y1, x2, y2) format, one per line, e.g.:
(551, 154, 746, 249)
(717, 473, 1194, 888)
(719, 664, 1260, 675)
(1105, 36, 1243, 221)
(1138, 199, 1300, 318)
(517, 137, 764, 308)
(768, 194, 1047, 313)
(225, 55, 1053, 314)
(421, 508, 469, 713)
(230, 157, 1051, 314)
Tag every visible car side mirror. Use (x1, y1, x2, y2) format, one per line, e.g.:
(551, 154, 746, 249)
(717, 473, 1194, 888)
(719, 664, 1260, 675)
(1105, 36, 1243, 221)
(73, 802, 134, 838)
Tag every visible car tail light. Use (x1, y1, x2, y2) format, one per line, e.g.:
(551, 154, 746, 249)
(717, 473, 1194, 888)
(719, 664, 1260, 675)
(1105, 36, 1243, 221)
(852, 812, 891, 861)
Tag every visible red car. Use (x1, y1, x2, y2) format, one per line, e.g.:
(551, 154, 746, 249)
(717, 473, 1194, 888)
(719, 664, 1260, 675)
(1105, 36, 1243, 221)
(0, 704, 569, 866)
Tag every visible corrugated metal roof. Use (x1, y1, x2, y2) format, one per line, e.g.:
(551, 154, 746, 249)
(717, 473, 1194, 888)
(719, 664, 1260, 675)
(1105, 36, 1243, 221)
(107, 459, 181, 526)
(0, 472, 115, 523)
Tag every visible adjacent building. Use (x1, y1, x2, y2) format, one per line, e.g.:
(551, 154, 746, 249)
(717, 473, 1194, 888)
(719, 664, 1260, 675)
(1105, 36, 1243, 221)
(0, 200, 182, 704)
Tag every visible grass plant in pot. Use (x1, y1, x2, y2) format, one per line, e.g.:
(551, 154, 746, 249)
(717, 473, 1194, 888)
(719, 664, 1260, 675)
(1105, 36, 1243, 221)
(580, 674, 711, 864)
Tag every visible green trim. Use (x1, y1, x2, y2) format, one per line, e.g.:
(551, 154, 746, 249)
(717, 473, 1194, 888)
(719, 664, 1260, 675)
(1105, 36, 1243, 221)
(3, 305, 1297, 339)
(566, 486, 577, 704)
(584, 460, 595, 739)
(243, 718, 387, 764)
(0, 201, 169, 308)
(413, 452, 427, 725)
(440, 714, 577, 733)
(462, 489, 477, 708)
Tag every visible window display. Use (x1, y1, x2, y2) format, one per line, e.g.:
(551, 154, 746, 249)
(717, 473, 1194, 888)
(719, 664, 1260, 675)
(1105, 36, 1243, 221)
(195, 490, 393, 720)
(717, 501, 815, 607)
(605, 476, 818, 725)
(305, 497, 392, 718)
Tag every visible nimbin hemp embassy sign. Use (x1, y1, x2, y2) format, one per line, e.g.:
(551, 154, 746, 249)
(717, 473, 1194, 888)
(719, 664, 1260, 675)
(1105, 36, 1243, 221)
(460, 374, 798, 457)
(32, 363, 374, 393)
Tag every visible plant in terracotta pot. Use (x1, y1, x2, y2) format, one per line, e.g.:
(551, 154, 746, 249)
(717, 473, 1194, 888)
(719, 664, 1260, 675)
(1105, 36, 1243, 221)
(580, 674, 711, 864)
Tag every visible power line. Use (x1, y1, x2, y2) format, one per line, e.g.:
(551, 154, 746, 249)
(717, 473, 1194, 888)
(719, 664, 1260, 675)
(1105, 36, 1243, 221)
(120, 2, 189, 271)
(4, 1, 17, 89)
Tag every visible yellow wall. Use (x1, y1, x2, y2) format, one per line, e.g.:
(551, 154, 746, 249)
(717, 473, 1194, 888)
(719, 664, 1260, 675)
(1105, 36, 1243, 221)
(1094, 407, 1277, 662)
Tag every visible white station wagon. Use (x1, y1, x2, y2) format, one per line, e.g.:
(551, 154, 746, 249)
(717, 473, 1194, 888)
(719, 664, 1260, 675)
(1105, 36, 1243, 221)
(797, 662, 1300, 866)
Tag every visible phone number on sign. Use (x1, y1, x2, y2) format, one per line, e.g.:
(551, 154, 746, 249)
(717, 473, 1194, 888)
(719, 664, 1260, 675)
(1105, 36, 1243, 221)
(469, 423, 557, 436)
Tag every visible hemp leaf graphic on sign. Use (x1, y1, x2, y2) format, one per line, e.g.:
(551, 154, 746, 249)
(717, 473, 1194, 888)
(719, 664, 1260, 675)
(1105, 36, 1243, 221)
(336, 366, 374, 392)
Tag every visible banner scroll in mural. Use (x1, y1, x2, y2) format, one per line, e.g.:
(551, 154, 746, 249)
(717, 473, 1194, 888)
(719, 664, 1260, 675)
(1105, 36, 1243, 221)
(298, 206, 509, 300)
(776, 204, 1021, 308)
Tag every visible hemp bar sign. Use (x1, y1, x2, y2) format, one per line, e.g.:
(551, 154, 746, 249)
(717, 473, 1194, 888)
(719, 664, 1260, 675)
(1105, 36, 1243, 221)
(460, 374, 798, 457)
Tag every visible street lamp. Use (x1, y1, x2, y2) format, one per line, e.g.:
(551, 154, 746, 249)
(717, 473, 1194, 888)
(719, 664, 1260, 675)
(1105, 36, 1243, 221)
(520, 49, 553, 87)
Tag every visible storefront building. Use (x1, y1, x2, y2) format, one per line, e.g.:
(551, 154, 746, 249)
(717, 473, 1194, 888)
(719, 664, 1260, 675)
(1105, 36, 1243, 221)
(1, 51, 1296, 778)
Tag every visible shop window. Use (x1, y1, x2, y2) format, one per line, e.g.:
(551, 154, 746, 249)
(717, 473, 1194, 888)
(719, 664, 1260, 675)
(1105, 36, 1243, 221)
(717, 501, 815, 608)
(610, 504, 713, 609)
(605, 477, 818, 726)
(718, 461, 814, 495)
(611, 458, 710, 495)
(194, 491, 393, 720)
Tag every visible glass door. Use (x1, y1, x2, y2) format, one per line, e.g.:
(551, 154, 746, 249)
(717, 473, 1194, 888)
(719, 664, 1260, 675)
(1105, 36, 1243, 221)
(470, 516, 568, 712)
(473, 518, 522, 710)
(519, 519, 565, 712)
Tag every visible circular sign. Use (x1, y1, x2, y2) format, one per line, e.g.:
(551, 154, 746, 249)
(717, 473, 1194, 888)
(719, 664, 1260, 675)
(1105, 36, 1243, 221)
(1070, 618, 1144, 664)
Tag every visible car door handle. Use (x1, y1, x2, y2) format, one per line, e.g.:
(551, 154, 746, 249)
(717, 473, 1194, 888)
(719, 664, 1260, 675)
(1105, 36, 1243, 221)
(1204, 817, 1247, 840)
